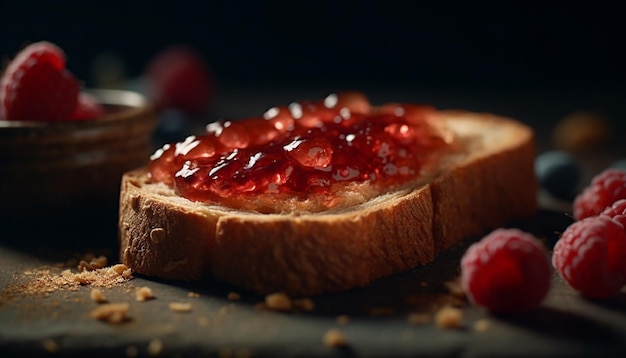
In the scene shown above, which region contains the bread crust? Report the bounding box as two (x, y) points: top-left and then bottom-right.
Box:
(119, 110), (537, 295)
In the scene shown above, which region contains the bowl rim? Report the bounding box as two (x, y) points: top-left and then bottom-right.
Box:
(0, 89), (152, 128)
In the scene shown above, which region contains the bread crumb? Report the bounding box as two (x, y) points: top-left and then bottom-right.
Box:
(323, 329), (348, 347)
(197, 316), (209, 327)
(434, 305), (463, 329)
(122, 268), (133, 279)
(264, 292), (292, 311)
(90, 288), (107, 303)
(135, 286), (155, 302)
(444, 277), (465, 298)
(147, 339), (164, 356)
(111, 264), (130, 275)
(407, 312), (431, 325)
(78, 255), (108, 272)
(336, 315), (350, 325)
(169, 302), (192, 313)
(91, 302), (130, 324)
(42, 338), (60, 353)
(473, 318), (491, 332)
(4, 263), (133, 299)
(73, 264), (132, 286)
(188, 291), (200, 298)
(125, 345), (139, 357)
(227, 291), (241, 301)
(293, 298), (315, 312)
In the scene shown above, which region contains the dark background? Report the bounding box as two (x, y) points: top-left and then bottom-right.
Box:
(2, 1), (625, 92)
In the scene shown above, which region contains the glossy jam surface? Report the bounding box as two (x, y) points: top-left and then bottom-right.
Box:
(149, 92), (452, 208)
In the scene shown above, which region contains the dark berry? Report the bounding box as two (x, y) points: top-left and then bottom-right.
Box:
(535, 150), (581, 200)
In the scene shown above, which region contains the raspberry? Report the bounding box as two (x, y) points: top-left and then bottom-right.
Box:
(145, 46), (213, 116)
(573, 169), (626, 220)
(0, 41), (79, 121)
(601, 199), (626, 228)
(70, 92), (104, 120)
(552, 215), (626, 298)
(460, 228), (551, 313)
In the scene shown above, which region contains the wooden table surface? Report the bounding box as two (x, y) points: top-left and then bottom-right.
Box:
(2, 85), (626, 357)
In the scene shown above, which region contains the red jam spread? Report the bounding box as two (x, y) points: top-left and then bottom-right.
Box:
(149, 92), (452, 208)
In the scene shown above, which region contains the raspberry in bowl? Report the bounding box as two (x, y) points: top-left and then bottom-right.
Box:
(0, 42), (158, 239)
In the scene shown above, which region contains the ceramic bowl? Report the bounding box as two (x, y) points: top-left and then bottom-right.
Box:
(0, 89), (158, 239)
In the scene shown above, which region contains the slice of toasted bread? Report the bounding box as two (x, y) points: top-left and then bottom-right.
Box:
(118, 110), (536, 296)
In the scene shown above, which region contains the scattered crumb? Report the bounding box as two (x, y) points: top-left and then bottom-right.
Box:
(90, 288), (107, 303)
(434, 305), (463, 329)
(473, 318), (491, 332)
(3, 263), (133, 299)
(420, 281), (428, 287)
(188, 291), (200, 298)
(293, 298), (315, 312)
(336, 315), (350, 325)
(197, 316), (209, 327)
(90, 302), (130, 324)
(42, 338), (60, 353)
(255, 293), (313, 313)
(109, 264), (133, 279)
(78, 255), (108, 272)
(407, 312), (431, 325)
(227, 291), (241, 301)
(125, 345), (139, 358)
(147, 339), (164, 356)
(444, 277), (465, 298)
(169, 302), (192, 313)
(323, 329), (349, 348)
(135, 286), (155, 302)
(72, 264), (133, 286)
(264, 292), (292, 311)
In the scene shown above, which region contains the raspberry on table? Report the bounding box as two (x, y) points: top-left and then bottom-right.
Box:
(461, 228), (552, 313)
(573, 169), (626, 220)
(552, 215), (626, 299)
(601, 199), (626, 229)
